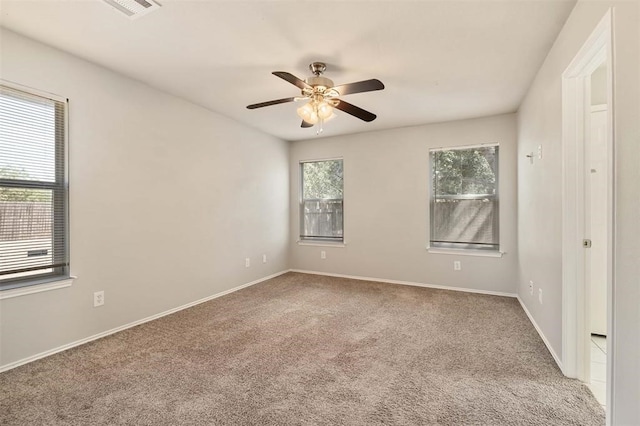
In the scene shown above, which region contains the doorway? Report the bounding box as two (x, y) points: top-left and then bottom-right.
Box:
(561, 8), (614, 423)
(586, 62), (608, 408)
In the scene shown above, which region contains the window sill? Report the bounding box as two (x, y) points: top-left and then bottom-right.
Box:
(426, 247), (504, 258)
(297, 240), (346, 248)
(0, 276), (76, 300)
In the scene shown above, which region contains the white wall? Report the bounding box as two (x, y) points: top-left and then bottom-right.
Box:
(290, 114), (518, 295)
(0, 29), (290, 369)
(517, 1), (639, 423)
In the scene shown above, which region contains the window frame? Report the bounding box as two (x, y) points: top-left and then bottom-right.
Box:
(429, 143), (500, 253)
(299, 158), (344, 243)
(0, 81), (70, 291)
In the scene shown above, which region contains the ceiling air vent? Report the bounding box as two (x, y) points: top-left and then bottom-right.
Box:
(103, 0), (160, 20)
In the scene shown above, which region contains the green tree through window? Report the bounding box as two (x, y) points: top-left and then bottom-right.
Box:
(302, 160), (343, 200)
(432, 147), (497, 196)
(0, 167), (50, 202)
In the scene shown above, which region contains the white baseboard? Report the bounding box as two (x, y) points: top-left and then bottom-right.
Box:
(517, 296), (564, 373)
(290, 269), (517, 298)
(0, 270), (289, 373)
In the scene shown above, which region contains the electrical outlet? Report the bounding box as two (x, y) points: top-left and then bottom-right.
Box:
(245, 258), (250, 267)
(538, 288), (543, 304)
(321, 250), (326, 259)
(262, 254), (267, 263)
(453, 261), (461, 271)
(537, 144), (543, 159)
(93, 291), (104, 307)
(529, 280), (534, 295)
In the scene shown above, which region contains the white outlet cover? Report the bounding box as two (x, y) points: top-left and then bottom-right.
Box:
(321, 251), (326, 259)
(538, 288), (543, 304)
(537, 144), (543, 159)
(93, 291), (104, 307)
(245, 258), (250, 267)
(262, 254), (267, 263)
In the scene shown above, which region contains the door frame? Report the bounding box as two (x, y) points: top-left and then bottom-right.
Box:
(561, 7), (614, 422)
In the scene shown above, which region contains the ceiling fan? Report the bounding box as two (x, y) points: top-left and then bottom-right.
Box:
(247, 62), (384, 132)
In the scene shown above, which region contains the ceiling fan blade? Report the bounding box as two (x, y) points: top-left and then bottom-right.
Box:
(273, 71), (311, 90)
(334, 100), (377, 122)
(332, 79), (384, 96)
(246, 97), (296, 109)
(301, 120), (314, 128)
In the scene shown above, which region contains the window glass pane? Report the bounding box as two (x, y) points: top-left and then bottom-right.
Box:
(302, 199), (344, 239)
(431, 198), (498, 246)
(0, 91), (57, 183)
(431, 146), (498, 249)
(301, 160), (343, 240)
(302, 160), (343, 199)
(0, 189), (54, 280)
(433, 147), (497, 196)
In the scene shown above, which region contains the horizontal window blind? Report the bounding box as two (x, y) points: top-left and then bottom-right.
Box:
(0, 85), (68, 286)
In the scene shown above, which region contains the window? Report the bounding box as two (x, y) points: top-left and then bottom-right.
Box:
(0, 84), (68, 289)
(300, 159), (343, 242)
(430, 144), (498, 251)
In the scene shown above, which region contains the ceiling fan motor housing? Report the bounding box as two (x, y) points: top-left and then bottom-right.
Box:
(305, 76), (334, 92)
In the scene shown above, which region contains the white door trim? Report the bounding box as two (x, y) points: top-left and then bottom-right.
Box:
(561, 8), (614, 423)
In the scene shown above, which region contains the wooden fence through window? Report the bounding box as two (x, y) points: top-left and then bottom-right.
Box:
(0, 202), (52, 240)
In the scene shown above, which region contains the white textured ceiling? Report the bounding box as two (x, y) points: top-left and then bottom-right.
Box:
(0, 0), (576, 141)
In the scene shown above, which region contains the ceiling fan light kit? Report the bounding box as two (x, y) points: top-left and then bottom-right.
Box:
(247, 62), (384, 134)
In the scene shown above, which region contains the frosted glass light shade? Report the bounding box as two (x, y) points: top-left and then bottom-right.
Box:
(297, 102), (318, 124)
(316, 101), (334, 120)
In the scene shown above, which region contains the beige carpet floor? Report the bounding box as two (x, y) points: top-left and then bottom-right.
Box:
(0, 272), (604, 425)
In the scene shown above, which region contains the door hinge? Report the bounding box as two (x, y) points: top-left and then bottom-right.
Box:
(583, 239), (592, 248)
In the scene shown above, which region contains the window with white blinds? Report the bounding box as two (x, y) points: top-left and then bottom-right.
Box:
(300, 159), (344, 241)
(0, 84), (68, 289)
(430, 144), (499, 251)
